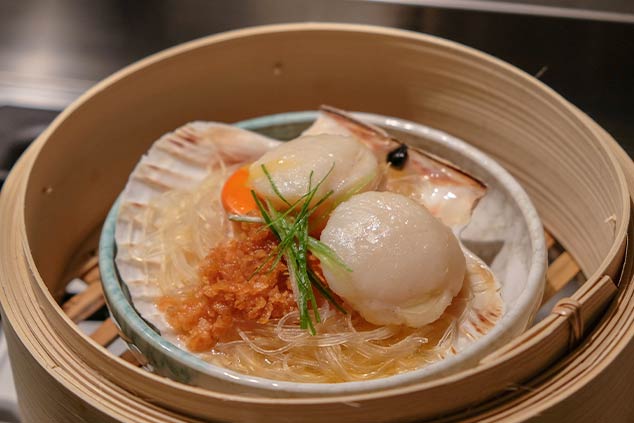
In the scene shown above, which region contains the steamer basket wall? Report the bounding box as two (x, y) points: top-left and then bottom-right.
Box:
(0, 24), (631, 423)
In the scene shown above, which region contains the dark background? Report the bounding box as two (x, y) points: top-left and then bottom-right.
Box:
(1, 0), (633, 185)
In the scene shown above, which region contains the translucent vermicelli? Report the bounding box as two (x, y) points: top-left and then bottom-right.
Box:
(204, 286), (475, 382)
(133, 161), (233, 295)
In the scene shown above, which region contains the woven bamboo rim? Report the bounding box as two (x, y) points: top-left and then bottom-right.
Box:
(0, 24), (632, 422)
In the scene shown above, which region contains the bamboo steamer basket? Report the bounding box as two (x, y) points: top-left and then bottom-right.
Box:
(0, 23), (632, 422)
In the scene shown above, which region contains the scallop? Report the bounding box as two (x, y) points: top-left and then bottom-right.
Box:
(248, 133), (379, 210)
(320, 191), (466, 327)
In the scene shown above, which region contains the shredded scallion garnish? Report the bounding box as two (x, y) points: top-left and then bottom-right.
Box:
(248, 164), (349, 334)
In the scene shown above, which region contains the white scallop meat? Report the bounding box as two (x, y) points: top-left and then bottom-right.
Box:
(248, 133), (379, 210)
(320, 191), (466, 327)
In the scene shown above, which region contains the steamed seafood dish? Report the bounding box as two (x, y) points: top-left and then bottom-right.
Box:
(115, 106), (504, 383)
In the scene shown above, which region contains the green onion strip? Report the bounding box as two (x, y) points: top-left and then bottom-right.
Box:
(248, 164), (349, 334)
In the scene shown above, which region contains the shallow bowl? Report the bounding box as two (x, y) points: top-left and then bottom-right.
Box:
(99, 110), (546, 397)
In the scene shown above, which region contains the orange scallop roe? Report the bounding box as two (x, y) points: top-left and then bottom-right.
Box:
(157, 223), (297, 352)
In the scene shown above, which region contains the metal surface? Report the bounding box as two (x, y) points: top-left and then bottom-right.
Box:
(0, 106), (57, 187)
(369, 0), (634, 23)
(1, 0), (632, 155)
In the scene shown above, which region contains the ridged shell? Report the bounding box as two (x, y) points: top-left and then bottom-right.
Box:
(114, 122), (280, 335)
(305, 106), (487, 228)
(452, 249), (504, 354)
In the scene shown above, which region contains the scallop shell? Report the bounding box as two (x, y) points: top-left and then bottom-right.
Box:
(113, 109), (503, 370)
(451, 249), (504, 354)
(304, 106), (487, 228)
(114, 121), (281, 335)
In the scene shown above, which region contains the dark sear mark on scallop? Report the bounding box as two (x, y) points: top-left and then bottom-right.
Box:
(387, 143), (408, 169)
